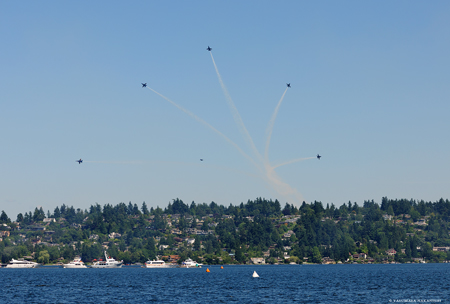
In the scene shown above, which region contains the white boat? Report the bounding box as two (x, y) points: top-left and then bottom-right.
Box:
(252, 271), (259, 278)
(181, 258), (202, 268)
(91, 251), (123, 268)
(63, 257), (87, 268)
(144, 259), (177, 268)
(6, 258), (40, 268)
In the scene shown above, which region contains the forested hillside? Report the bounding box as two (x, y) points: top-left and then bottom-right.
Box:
(1, 197), (450, 265)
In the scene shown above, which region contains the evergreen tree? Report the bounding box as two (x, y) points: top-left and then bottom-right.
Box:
(0, 210), (10, 223)
(405, 238), (412, 258)
(33, 207), (45, 222)
(141, 202), (149, 215)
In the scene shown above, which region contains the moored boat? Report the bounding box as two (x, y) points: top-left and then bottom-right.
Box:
(5, 258), (40, 268)
(180, 258), (202, 268)
(63, 257), (87, 268)
(91, 251), (123, 268)
(144, 259), (177, 268)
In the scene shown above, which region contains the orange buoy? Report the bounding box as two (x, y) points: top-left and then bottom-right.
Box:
(220, 266), (223, 269)
(206, 268), (210, 272)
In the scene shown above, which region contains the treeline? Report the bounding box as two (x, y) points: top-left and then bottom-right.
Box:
(1, 197), (450, 264)
(3, 197), (450, 226)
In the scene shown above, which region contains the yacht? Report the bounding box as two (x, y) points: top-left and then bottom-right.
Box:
(63, 257), (87, 268)
(6, 259), (40, 268)
(181, 258), (202, 268)
(144, 259), (177, 268)
(91, 251), (123, 268)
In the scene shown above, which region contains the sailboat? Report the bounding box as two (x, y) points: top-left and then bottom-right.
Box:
(252, 271), (259, 278)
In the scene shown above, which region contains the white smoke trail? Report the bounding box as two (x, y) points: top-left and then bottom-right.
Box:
(147, 87), (260, 170)
(210, 52), (263, 164)
(264, 163), (305, 203)
(209, 53), (309, 206)
(272, 157), (316, 170)
(264, 88), (288, 163)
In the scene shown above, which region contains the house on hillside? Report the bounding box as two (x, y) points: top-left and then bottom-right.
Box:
(414, 219), (427, 226)
(386, 249), (397, 256)
(353, 253), (367, 260)
(322, 257), (335, 264)
(109, 232), (121, 239)
(0, 231), (10, 237)
(250, 257), (265, 264)
(29, 225), (46, 231)
(433, 247), (450, 252)
(283, 230), (294, 239)
(383, 214), (393, 221)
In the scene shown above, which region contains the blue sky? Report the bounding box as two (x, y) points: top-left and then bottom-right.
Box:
(1, 1), (450, 219)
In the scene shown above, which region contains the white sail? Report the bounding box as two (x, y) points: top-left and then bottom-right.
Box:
(252, 271), (259, 278)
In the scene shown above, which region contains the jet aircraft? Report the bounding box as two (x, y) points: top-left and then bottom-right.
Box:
(141, 83), (147, 88)
(287, 83), (291, 88)
(76, 159), (83, 164)
(200, 159), (203, 161)
(206, 46), (212, 51)
(317, 154), (321, 160)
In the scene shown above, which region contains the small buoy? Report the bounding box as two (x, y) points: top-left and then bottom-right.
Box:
(206, 268), (210, 272)
(221, 266), (224, 269)
(252, 271), (259, 278)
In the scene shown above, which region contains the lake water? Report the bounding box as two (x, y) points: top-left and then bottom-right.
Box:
(1, 264), (449, 303)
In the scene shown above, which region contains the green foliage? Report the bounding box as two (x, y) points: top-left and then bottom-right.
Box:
(37, 250), (50, 264)
(1, 210), (11, 223)
(2, 197), (450, 265)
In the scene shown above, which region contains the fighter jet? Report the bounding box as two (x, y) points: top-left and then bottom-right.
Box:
(141, 83), (147, 88)
(76, 159), (83, 164)
(206, 46), (212, 51)
(317, 154), (321, 160)
(287, 83), (291, 88)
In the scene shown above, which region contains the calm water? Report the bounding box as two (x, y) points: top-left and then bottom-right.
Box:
(1, 264), (449, 303)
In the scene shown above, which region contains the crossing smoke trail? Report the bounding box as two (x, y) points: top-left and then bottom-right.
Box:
(265, 87), (288, 163)
(145, 51), (316, 205)
(210, 52), (263, 165)
(209, 52), (308, 204)
(265, 165), (305, 203)
(147, 87), (260, 170)
(272, 157), (316, 169)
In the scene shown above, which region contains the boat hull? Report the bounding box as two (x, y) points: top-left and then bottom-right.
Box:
(91, 251), (123, 268)
(63, 264), (87, 268)
(145, 264), (177, 268)
(5, 264), (39, 268)
(144, 259), (178, 268)
(90, 263), (122, 268)
(5, 259), (40, 268)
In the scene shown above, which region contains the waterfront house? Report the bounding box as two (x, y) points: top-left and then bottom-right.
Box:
(250, 257), (265, 264)
(322, 257), (335, 264)
(353, 253), (367, 260)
